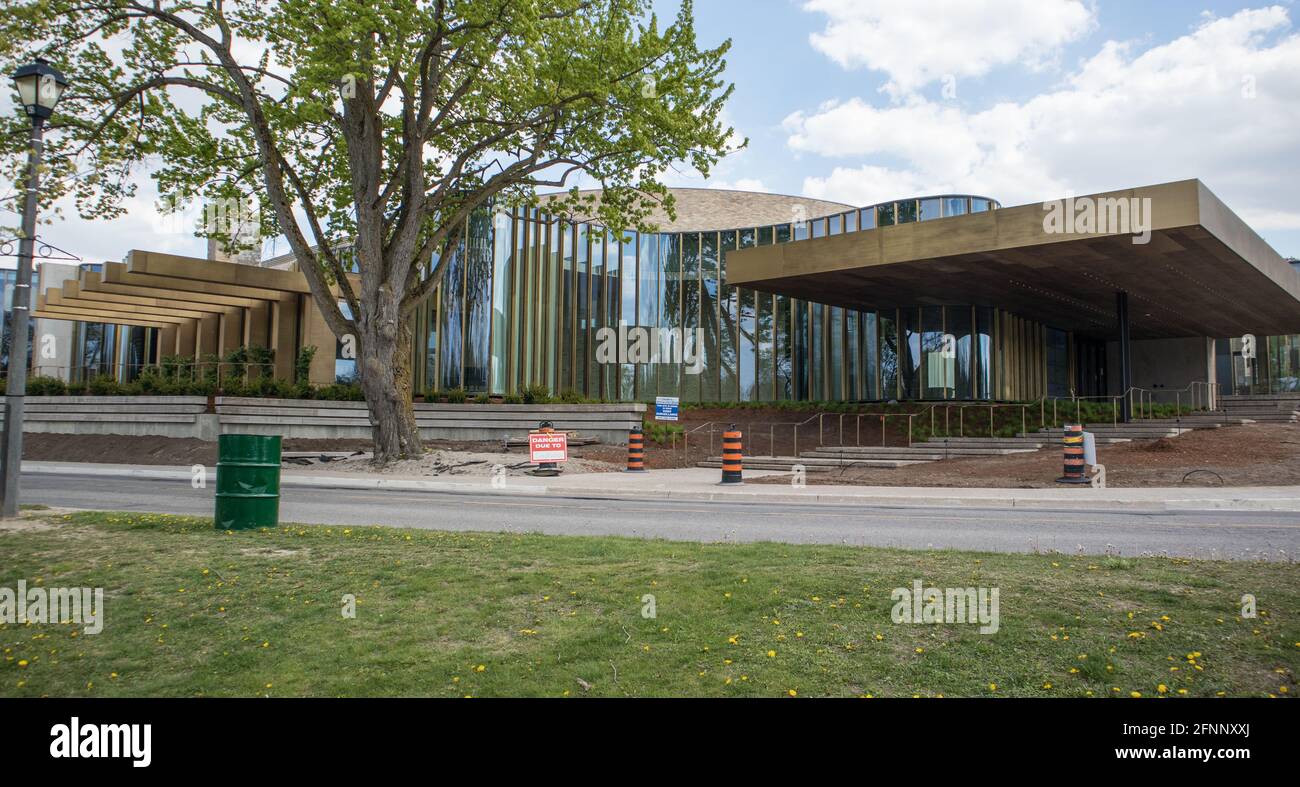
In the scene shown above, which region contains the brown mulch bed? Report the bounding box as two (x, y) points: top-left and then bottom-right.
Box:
(22, 433), (373, 466)
(747, 422), (1300, 488)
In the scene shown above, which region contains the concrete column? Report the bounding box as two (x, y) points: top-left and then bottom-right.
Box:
(300, 294), (337, 385)
(218, 308), (243, 356)
(243, 301), (270, 350)
(270, 299), (297, 380)
(175, 319), (197, 360)
(197, 314), (219, 357)
(1117, 291), (1132, 422)
(158, 325), (177, 362)
(1205, 337), (1217, 411)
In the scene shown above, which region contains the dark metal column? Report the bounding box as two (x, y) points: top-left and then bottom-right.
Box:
(1117, 291), (1132, 423)
(0, 117), (44, 517)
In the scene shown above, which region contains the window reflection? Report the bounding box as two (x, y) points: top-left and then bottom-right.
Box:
(919, 198), (941, 222)
(897, 200), (918, 224)
(873, 202), (894, 227)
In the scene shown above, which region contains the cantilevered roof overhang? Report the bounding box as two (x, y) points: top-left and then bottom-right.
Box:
(726, 179), (1300, 340)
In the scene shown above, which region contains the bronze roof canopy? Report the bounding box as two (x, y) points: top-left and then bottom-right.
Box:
(725, 179), (1300, 341)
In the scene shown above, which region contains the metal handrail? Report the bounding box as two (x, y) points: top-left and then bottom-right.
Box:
(925, 401), (1039, 439)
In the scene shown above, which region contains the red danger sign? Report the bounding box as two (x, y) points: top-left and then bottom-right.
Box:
(529, 432), (568, 463)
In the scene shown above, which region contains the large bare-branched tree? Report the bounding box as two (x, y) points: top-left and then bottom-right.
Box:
(0, 0), (736, 463)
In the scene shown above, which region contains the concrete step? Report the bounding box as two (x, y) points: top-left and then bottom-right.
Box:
(1221, 394), (1300, 402)
(1024, 430), (1184, 439)
(924, 435), (1132, 447)
(924, 437), (1050, 448)
(698, 456), (924, 470)
(1225, 415), (1298, 423)
(809, 445), (1039, 457)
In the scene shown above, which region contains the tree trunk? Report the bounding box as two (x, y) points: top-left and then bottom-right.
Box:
(359, 309), (422, 465)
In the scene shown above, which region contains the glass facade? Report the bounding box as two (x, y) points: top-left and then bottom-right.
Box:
(405, 193), (1147, 404)
(1219, 334), (1300, 395)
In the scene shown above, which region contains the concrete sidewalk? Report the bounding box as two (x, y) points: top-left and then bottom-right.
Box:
(21, 461), (1300, 513)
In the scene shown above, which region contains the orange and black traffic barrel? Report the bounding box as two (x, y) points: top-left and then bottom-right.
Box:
(720, 424), (743, 485)
(626, 428), (646, 472)
(1056, 424), (1088, 484)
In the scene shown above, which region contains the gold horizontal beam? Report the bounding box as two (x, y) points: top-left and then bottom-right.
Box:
(65, 279), (230, 315)
(102, 261), (286, 301)
(33, 309), (169, 329)
(46, 289), (211, 321)
(36, 299), (191, 326)
(125, 249), (360, 296)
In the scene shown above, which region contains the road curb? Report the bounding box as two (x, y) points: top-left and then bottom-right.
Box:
(22, 462), (1300, 512)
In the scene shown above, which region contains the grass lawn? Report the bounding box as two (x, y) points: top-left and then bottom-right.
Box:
(1, 510), (1296, 698)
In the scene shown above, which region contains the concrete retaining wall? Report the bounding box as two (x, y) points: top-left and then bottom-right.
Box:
(0, 396), (646, 444)
(0, 396), (216, 439)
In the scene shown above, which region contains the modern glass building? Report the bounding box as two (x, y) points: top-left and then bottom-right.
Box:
(407, 189), (1057, 402)
(26, 182), (1300, 405)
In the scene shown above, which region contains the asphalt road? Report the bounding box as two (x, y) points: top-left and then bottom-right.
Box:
(19, 472), (1300, 560)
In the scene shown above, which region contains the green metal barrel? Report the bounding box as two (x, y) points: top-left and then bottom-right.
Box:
(214, 434), (282, 530)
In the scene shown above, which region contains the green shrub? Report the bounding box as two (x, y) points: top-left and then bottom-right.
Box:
(86, 374), (121, 396)
(247, 345), (275, 379)
(502, 393), (523, 404)
(643, 421), (684, 446)
(26, 375), (67, 396)
(558, 389), (591, 404)
(471, 393), (491, 404)
(295, 346), (317, 383)
(313, 382), (365, 401)
(444, 387), (468, 404)
(185, 379), (217, 397)
(134, 369), (187, 396)
(520, 383), (551, 404)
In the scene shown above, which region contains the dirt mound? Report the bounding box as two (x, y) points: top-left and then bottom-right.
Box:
(1142, 438), (1178, 452)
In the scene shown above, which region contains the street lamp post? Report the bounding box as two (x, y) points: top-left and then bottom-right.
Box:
(1, 58), (68, 518)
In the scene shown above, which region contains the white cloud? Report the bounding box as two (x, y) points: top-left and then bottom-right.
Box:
(788, 7), (1300, 232)
(803, 0), (1096, 97)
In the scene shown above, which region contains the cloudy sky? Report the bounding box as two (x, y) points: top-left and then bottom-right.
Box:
(5, 0), (1299, 263)
(662, 0), (1300, 257)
